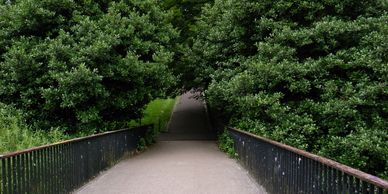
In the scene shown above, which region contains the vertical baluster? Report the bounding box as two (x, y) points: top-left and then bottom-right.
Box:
(46, 148), (50, 194)
(376, 187), (382, 194)
(369, 184), (375, 194)
(349, 175), (355, 194)
(281, 150), (285, 194)
(308, 158), (312, 194)
(355, 178), (360, 194)
(0, 159), (2, 194)
(300, 156), (305, 193)
(306, 158), (312, 194)
(13, 156), (18, 194)
(333, 168), (339, 193)
(72, 142), (77, 189)
(310, 160), (315, 194)
(27, 152), (32, 193)
(57, 145), (62, 194)
(68, 143), (72, 193)
(62, 144), (67, 193)
(40, 149), (47, 193)
(343, 174), (349, 193)
(68, 143), (72, 191)
(59, 145), (63, 194)
(362, 181), (368, 194)
(1, 158), (6, 194)
(33, 151), (38, 194)
(292, 152), (297, 194)
(338, 170), (343, 194)
(90, 140), (94, 178)
(48, 147), (52, 194)
(53, 146), (57, 194)
(29, 152), (34, 194)
(314, 161), (320, 194)
(20, 154), (26, 194)
(327, 165), (331, 193)
(291, 151), (295, 194)
(16, 155), (20, 194)
(7, 157), (12, 194)
(81, 141), (85, 186)
(73, 142), (78, 189)
(283, 150), (288, 194)
(318, 163), (323, 194)
(47, 147), (52, 194)
(70, 143), (74, 190)
(284, 150), (288, 194)
(43, 148), (47, 194)
(79, 142), (83, 187)
(37, 150), (42, 194)
(54, 145), (59, 194)
(72, 143), (77, 188)
(61, 144), (66, 194)
(306, 157), (311, 194)
(41, 149), (46, 194)
(295, 154), (299, 193)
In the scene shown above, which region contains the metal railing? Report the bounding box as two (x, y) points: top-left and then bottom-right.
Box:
(0, 125), (150, 194)
(228, 127), (388, 194)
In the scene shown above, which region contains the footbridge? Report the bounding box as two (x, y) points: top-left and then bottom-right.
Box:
(0, 92), (387, 194)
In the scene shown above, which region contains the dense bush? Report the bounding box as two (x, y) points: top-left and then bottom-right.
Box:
(0, 0), (178, 132)
(191, 0), (388, 178)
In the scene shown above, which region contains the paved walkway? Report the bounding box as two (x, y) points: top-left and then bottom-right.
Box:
(75, 92), (267, 194)
(158, 92), (216, 141)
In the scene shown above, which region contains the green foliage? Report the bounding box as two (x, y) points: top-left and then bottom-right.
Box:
(137, 137), (147, 152)
(218, 130), (237, 158)
(157, 0), (214, 89)
(192, 0), (388, 178)
(0, 103), (68, 154)
(130, 97), (178, 148)
(0, 0), (179, 132)
(130, 97), (178, 132)
(162, 0), (213, 42)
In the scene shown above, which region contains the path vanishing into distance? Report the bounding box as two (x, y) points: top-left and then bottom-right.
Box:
(75, 92), (267, 194)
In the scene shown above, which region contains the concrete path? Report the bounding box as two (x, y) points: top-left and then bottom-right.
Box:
(158, 92), (216, 141)
(75, 92), (267, 194)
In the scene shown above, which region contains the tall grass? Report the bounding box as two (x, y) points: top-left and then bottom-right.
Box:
(0, 103), (68, 154)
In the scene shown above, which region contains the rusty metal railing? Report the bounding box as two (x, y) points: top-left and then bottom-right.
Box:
(0, 125), (151, 194)
(228, 127), (388, 194)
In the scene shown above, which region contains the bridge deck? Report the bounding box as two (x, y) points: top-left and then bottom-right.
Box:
(75, 92), (267, 194)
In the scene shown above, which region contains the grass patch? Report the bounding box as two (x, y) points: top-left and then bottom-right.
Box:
(0, 103), (68, 154)
(129, 97), (178, 133)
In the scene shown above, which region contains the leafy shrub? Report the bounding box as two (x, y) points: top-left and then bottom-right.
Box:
(192, 0), (388, 178)
(218, 130), (237, 158)
(0, 0), (179, 132)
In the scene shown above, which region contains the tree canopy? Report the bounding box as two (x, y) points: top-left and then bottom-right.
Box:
(189, 0), (387, 178)
(0, 0), (178, 132)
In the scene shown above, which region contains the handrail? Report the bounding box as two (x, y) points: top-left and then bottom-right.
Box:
(0, 125), (151, 194)
(229, 127), (388, 189)
(228, 127), (388, 193)
(0, 128), (135, 159)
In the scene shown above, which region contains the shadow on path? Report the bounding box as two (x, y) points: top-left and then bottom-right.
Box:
(158, 91), (216, 141)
